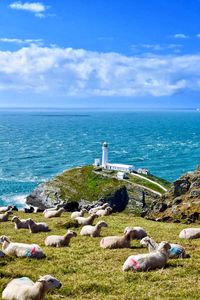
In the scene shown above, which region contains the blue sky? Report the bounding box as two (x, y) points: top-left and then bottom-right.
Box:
(0, 0), (200, 108)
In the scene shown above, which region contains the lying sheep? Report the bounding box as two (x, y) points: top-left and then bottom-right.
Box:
(45, 230), (77, 247)
(0, 235), (45, 259)
(75, 214), (98, 226)
(27, 219), (49, 233)
(122, 241), (171, 272)
(43, 204), (62, 214)
(71, 209), (87, 220)
(2, 274), (61, 300)
(140, 236), (187, 258)
(44, 208), (65, 218)
(100, 228), (137, 249)
(80, 221), (108, 237)
(12, 216), (29, 230)
(96, 207), (112, 217)
(89, 203), (109, 214)
(0, 205), (13, 213)
(179, 228), (200, 239)
(124, 226), (147, 240)
(0, 211), (12, 222)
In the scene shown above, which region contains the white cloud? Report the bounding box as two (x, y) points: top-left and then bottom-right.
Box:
(0, 38), (43, 45)
(9, 1), (49, 17)
(197, 34), (200, 38)
(173, 33), (188, 39)
(0, 45), (200, 97)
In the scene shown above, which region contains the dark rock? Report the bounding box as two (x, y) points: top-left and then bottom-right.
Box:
(11, 206), (18, 211)
(173, 179), (191, 197)
(24, 206), (34, 213)
(63, 201), (79, 212)
(189, 189), (200, 197)
(173, 197), (182, 205)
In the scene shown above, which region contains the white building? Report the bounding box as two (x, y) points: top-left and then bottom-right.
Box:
(117, 171), (128, 179)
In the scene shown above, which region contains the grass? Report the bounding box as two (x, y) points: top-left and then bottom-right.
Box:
(0, 212), (200, 299)
(142, 173), (171, 190)
(128, 174), (167, 194)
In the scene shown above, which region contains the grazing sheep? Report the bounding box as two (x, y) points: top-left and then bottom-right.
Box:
(45, 230), (77, 247)
(0, 235), (45, 259)
(140, 236), (187, 258)
(75, 214), (98, 226)
(124, 226), (147, 240)
(179, 228), (200, 239)
(89, 203), (109, 214)
(12, 216), (29, 230)
(100, 228), (137, 249)
(27, 219), (49, 233)
(0, 205), (13, 213)
(0, 211), (13, 222)
(71, 209), (87, 220)
(96, 207), (112, 217)
(122, 241), (171, 272)
(2, 274), (61, 300)
(43, 204), (62, 214)
(44, 208), (65, 218)
(80, 221), (108, 237)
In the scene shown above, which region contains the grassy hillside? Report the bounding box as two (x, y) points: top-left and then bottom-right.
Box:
(0, 212), (200, 299)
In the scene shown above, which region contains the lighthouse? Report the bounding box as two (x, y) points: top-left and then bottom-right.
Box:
(102, 142), (108, 168)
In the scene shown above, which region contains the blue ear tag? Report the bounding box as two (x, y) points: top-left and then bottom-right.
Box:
(170, 246), (182, 255)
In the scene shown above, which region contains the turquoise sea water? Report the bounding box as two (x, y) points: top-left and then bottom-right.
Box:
(0, 109), (200, 207)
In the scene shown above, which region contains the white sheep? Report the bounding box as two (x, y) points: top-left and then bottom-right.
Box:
(89, 203), (109, 214)
(100, 228), (137, 249)
(43, 204), (62, 214)
(45, 230), (77, 247)
(0, 211), (13, 222)
(0, 205), (13, 213)
(140, 236), (187, 258)
(44, 207), (65, 218)
(27, 219), (49, 233)
(122, 241), (171, 272)
(71, 209), (87, 220)
(179, 228), (200, 239)
(0, 235), (45, 259)
(75, 214), (98, 226)
(12, 216), (29, 230)
(80, 221), (108, 237)
(124, 226), (147, 240)
(96, 207), (112, 217)
(2, 274), (61, 300)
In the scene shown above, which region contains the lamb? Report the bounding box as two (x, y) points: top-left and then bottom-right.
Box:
(45, 230), (77, 247)
(27, 219), (49, 233)
(0, 211), (13, 222)
(0, 235), (45, 259)
(71, 209), (87, 220)
(12, 216), (29, 230)
(96, 207), (112, 217)
(0, 205), (13, 213)
(44, 207), (65, 218)
(89, 203), (109, 214)
(124, 226), (147, 240)
(140, 236), (187, 258)
(179, 228), (200, 239)
(100, 228), (137, 249)
(2, 274), (61, 300)
(122, 241), (171, 272)
(75, 214), (98, 226)
(80, 221), (108, 237)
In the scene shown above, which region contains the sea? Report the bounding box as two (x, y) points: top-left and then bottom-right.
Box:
(0, 109), (200, 207)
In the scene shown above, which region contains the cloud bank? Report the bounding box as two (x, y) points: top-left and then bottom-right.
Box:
(0, 45), (200, 97)
(9, 1), (49, 17)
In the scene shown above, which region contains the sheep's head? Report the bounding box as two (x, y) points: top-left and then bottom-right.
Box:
(0, 235), (10, 243)
(97, 221), (108, 228)
(67, 230), (77, 238)
(6, 210), (13, 215)
(8, 205), (13, 210)
(106, 207), (112, 213)
(11, 216), (19, 222)
(102, 203), (109, 209)
(140, 236), (151, 247)
(158, 241), (171, 254)
(37, 275), (61, 290)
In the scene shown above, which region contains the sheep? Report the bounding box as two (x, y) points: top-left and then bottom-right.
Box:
(0, 235), (45, 259)
(71, 209), (87, 220)
(43, 204), (62, 214)
(12, 216), (29, 230)
(0, 250), (5, 258)
(45, 230), (77, 247)
(122, 241), (171, 272)
(27, 219), (49, 233)
(2, 274), (61, 300)
(0, 211), (13, 222)
(124, 226), (147, 240)
(140, 236), (187, 258)
(80, 221), (108, 237)
(100, 228), (138, 249)
(96, 207), (112, 217)
(179, 228), (200, 239)
(44, 207), (65, 218)
(0, 205), (13, 213)
(75, 214), (98, 226)
(89, 203), (109, 214)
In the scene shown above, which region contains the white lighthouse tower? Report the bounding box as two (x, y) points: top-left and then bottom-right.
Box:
(102, 142), (108, 168)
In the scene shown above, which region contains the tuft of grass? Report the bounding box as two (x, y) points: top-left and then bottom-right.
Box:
(0, 212), (200, 299)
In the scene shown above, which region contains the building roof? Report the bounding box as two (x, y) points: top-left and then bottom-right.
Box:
(107, 163), (134, 168)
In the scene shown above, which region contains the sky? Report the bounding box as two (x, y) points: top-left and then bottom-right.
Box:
(0, 0), (200, 108)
